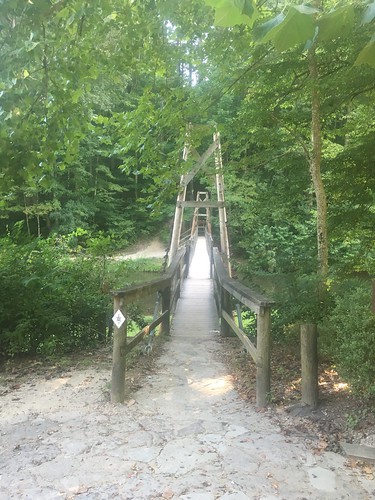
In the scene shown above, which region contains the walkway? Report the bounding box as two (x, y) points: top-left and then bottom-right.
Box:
(0, 239), (372, 499)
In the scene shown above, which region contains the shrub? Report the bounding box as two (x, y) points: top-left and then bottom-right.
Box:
(319, 279), (375, 397)
(0, 237), (109, 356)
(0, 235), (165, 357)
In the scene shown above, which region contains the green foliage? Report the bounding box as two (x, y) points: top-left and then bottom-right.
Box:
(344, 409), (370, 430)
(355, 35), (375, 68)
(260, 7), (316, 52)
(0, 235), (164, 357)
(0, 237), (109, 356)
(204, 0), (259, 27)
(277, 273), (330, 324)
(319, 279), (375, 397)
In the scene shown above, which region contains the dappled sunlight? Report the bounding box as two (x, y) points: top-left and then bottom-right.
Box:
(44, 374), (94, 394)
(319, 369), (351, 393)
(189, 375), (233, 396)
(44, 377), (72, 392)
(284, 377), (302, 399)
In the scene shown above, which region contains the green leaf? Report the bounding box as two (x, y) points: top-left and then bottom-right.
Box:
(294, 5), (320, 15)
(25, 40), (40, 52)
(242, 0), (255, 18)
(317, 5), (355, 41)
(256, 12), (285, 40)
(362, 1), (375, 24)
(354, 36), (375, 68)
(71, 88), (83, 104)
(104, 12), (118, 23)
(204, 0), (258, 27)
(260, 7), (315, 52)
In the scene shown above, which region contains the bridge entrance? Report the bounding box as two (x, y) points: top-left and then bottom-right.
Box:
(111, 127), (274, 409)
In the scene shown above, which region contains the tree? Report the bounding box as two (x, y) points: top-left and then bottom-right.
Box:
(202, 0), (375, 280)
(0, 0), (200, 238)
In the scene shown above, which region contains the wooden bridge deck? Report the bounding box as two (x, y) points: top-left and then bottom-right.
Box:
(172, 237), (219, 340)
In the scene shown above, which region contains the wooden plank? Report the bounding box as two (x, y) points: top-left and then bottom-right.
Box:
(222, 278), (274, 314)
(124, 327), (149, 353)
(213, 248), (229, 285)
(124, 311), (169, 353)
(222, 310), (257, 362)
(171, 278), (181, 311)
(169, 184), (187, 265)
(112, 276), (170, 301)
(111, 247), (185, 302)
(177, 201), (225, 208)
(160, 289), (171, 335)
(213, 249), (274, 312)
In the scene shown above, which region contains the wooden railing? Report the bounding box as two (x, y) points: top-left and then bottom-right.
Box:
(110, 245), (191, 403)
(206, 234), (275, 407)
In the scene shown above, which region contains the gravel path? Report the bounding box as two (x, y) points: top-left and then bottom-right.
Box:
(0, 239), (373, 499)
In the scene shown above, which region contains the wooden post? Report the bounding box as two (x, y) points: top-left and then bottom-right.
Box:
(184, 244), (190, 278)
(214, 131), (232, 278)
(256, 306), (271, 407)
(301, 323), (318, 409)
(111, 295), (127, 403)
(220, 287), (233, 336)
(168, 185), (187, 266)
(209, 243), (213, 279)
(160, 286), (171, 335)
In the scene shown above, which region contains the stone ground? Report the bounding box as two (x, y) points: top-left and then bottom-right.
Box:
(0, 239), (374, 499)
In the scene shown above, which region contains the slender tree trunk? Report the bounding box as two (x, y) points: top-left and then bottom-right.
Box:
(308, 45), (328, 279)
(24, 196), (31, 237)
(37, 214), (41, 238)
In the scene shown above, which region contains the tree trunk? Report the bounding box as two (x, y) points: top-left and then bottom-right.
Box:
(308, 45), (328, 279)
(24, 196), (31, 237)
(301, 323), (318, 408)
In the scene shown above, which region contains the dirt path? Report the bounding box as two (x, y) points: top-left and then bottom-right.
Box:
(0, 240), (373, 499)
(0, 332), (372, 499)
(114, 238), (166, 261)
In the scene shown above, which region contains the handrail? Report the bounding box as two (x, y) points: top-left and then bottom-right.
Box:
(110, 245), (190, 403)
(211, 246), (274, 408)
(213, 249), (274, 313)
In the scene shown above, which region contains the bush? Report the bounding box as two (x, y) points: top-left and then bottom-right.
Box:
(319, 279), (375, 397)
(0, 235), (165, 357)
(0, 237), (109, 356)
(240, 272), (331, 342)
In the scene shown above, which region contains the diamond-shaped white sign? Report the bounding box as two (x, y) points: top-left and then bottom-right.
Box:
(112, 309), (126, 328)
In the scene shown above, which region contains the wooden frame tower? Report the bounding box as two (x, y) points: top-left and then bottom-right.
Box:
(168, 129), (231, 276)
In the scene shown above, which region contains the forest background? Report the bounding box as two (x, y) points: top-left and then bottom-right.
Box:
(0, 0), (374, 399)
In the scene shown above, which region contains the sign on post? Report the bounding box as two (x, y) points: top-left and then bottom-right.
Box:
(112, 309), (126, 329)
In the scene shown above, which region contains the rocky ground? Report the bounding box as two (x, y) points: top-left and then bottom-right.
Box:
(0, 327), (374, 499)
(220, 337), (375, 458)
